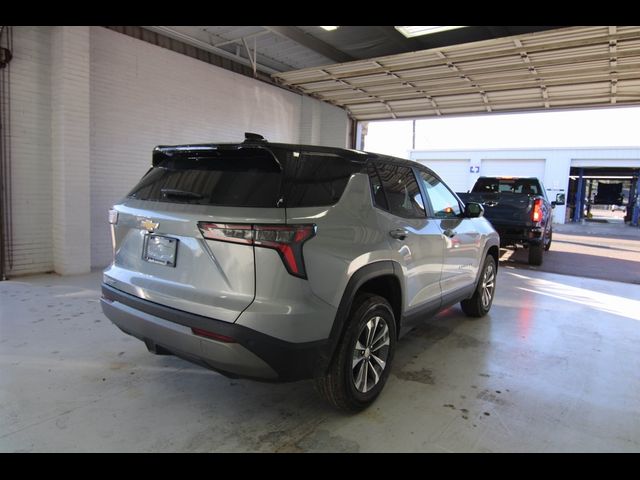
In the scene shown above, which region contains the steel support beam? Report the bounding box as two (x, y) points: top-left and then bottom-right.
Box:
(143, 26), (280, 75)
(573, 168), (585, 223)
(631, 170), (640, 227)
(264, 26), (355, 63)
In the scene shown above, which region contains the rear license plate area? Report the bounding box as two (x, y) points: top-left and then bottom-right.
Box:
(143, 234), (178, 267)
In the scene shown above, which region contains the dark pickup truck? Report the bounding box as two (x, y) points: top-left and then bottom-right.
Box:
(458, 177), (565, 265)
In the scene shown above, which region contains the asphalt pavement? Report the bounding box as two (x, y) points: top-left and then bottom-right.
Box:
(499, 217), (640, 285)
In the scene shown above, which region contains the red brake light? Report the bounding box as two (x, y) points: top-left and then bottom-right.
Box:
(532, 198), (543, 223)
(254, 225), (315, 277)
(197, 222), (316, 278)
(191, 327), (236, 343)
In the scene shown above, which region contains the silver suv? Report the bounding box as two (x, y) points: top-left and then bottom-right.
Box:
(101, 133), (499, 411)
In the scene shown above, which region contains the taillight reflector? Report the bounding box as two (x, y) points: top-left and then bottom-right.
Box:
(197, 222), (315, 278)
(191, 327), (236, 343)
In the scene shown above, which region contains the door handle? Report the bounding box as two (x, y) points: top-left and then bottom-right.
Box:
(443, 229), (456, 238)
(389, 228), (409, 240)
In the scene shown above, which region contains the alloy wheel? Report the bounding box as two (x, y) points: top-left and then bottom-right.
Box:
(352, 316), (390, 393)
(481, 263), (496, 309)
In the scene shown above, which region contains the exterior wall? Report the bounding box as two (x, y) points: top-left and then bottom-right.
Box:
(299, 96), (349, 148)
(6, 26), (349, 276)
(410, 147), (640, 224)
(90, 27), (302, 268)
(51, 26), (91, 275)
(6, 27), (53, 276)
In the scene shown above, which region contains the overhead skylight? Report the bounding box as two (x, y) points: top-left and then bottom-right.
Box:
(395, 26), (466, 38)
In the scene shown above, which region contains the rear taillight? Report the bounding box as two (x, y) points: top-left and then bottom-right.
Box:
(197, 222), (316, 278)
(531, 198), (543, 223)
(197, 223), (253, 245)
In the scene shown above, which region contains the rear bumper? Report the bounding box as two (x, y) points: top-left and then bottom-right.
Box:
(493, 224), (545, 246)
(100, 284), (329, 382)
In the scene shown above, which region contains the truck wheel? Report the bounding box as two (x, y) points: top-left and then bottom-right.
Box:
(461, 255), (497, 318)
(315, 294), (396, 412)
(528, 243), (544, 265)
(544, 229), (552, 251)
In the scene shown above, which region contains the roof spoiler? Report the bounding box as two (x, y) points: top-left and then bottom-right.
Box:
(243, 132), (267, 143)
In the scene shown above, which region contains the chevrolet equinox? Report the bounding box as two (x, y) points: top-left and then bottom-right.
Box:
(101, 133), (500, 411)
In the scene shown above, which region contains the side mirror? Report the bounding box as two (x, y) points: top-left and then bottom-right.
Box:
(464, 202), (484, 218)
(552, 193), (566, 207)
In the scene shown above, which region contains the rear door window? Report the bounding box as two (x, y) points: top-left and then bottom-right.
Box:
(375, 162), (426, 218)
(127, 148), (283, 208)
(367, 162), (389, 210)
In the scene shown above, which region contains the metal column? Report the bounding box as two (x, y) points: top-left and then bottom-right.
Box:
(573, 168), (585, 223)
(631, 170), (640, 227)
(586, 179), (593, 217)
(0, 26), (12, 280)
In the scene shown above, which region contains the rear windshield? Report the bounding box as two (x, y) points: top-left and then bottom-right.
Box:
(128, 146), (363, 208)
(473, 178), (540, 195)
(127, 148), (283, 208)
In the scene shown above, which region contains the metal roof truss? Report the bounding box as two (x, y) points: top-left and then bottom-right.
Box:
(272, 26), (640, 120)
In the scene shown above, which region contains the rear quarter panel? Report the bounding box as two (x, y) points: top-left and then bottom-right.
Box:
(286, 173), (396, 309)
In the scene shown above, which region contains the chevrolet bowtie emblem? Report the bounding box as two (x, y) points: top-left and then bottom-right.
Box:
(140, 219), (159, 232)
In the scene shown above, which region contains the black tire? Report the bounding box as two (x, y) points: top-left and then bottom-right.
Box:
(461, 255), (497, 318)
(315, 294), (396, 412)
(544, 228), (552, 251)
(528, 243), (544, 265)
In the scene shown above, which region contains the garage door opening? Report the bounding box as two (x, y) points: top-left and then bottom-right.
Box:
(567, 167), (640, 225)
(359, 106), (640, 228)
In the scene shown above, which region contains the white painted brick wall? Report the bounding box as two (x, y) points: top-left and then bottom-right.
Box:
(300, 96), (322, 145)
(6, 26), (350, 274)
(6, 26), (53, 276)
(319, 101), (350, 148)
(299, 96), (349, 148)
(51, 26), (91, 275)
(89, 27), (311, 267)
(89, 27), (347, 267)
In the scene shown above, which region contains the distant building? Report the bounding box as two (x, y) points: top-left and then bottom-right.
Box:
(410, 147), (640, 225)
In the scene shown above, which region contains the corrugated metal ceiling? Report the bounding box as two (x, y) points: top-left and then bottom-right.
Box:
(272, 26), (640, 120)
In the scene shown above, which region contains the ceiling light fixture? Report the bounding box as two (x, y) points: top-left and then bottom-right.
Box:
(395, 26), (466, 38)
(320, 26), (339, 31)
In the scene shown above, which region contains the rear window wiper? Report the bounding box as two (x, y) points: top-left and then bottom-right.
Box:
(161, 188), (204, 200)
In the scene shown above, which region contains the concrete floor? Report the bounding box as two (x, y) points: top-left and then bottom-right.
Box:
(1, 267), (640, 452)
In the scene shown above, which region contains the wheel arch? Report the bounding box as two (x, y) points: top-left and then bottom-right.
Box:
(472, 240), (500, 287)
(315, 261), (403, 377)
(486, 244), (499, 270)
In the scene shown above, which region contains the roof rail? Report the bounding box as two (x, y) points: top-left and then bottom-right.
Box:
(244, 132), (267, 143)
